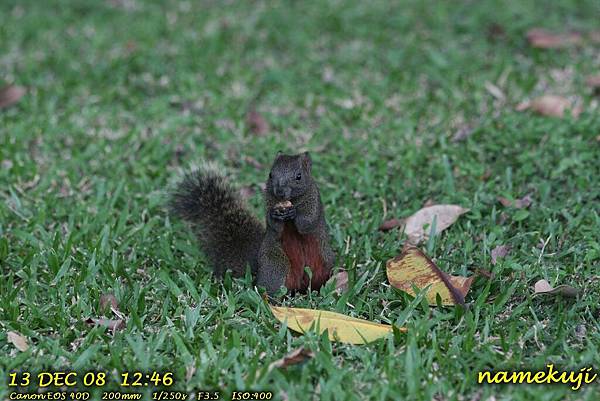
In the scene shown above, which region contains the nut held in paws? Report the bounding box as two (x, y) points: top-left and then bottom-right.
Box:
(274, 200), (293, 211)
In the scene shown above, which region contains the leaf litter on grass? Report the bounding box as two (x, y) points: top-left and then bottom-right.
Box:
(534, 279), (579, 298)
(386, 247), (473, 306)
(269, 305), (403, 344)
(516, 95), (582, 118)
(401, 204), (469, 245)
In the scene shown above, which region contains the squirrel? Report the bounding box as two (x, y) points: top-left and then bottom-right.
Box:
(168, 152), (335, 295)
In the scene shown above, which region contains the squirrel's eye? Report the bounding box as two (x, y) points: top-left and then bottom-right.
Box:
(295, 172), (302, 180)
(269, 172), (272, 179)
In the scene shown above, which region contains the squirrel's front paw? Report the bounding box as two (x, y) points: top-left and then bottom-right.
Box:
(271, 206), (296, 221)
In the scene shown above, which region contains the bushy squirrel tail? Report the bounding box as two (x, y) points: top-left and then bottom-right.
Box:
(168, 165), (264, 278)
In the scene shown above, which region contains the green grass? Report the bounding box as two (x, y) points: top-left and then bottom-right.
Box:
(1, 0), (599, 399)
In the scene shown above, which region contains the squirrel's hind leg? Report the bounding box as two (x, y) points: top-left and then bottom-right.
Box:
(256, 239), (289, 295)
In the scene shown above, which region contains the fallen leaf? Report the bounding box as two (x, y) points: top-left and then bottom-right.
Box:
(99, 293), (119, 312)
(0, 85), (26, 109)
(403, 205), (469, 245)
(574, 324), (586, 339)
(268, 347), (314, 371)
(386, 247), (473, 306)
(332, 270), (348, 294)
(533, 279), (579, 298)
(484, 81), (505, 100)
(379, 218), (404, 232)
(452, 125), (475, 142)
(497, 194), (532, 209)
(474, 268), (495, 279)
(7, 331), (29, 352)
(517, 95), (582, 118)
(244, 156), (263, 169)
(491, 245), (510, 265)
(526, 28), (582, 49)
(185, 365), (196, 381)
(246, 109), (269, 136)
(586, 75), (600, 93)
(270, 305), (403, 344)
(85, 318), (125, 332)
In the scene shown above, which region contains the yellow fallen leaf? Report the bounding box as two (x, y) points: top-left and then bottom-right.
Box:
(386, 247), (473, 306)
(270, 305), (404, 344)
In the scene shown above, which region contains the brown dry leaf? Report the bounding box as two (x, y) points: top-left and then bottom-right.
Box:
(516, 95), (582, 118)
(533, 279), (579, 298)
(7, 331), (29, 352)
(332, 270), (349, 294)
(85, 318), (125, 332)
(386, 247), (473, 306)
(474, 268), (495, 280)
(491, 245), (510, 265)
(403, 204), (469, 245)
(452, 125), (475, 142)
(497, 194), (532, 209)
(270, 305), (403, 344)
(379, 218), (405, 232)
(99, 293), (119, 312)
(246, 109), (269, 136)
(526, 28), (582, 49)
(586, 75), (600, 92)
(268, 347), (314, 371)
(0, 85), (26, 109)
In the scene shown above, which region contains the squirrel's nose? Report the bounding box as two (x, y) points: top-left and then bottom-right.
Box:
(274, 185), (290, 199)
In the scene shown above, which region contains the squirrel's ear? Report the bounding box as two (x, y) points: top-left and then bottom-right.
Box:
(301, 151), (312, 172)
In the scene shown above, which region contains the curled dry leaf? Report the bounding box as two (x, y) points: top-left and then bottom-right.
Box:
(99, 293), (119, 312)
(85, 318), (125, 332)
(526, 29), (582, 49)
(268, 347), (315, 372)
(270, 305), (403, 344)
(491, 245), (510, 265)
(403, 204), (469, 245)
(7, 331), (29, 352)
(379, 218), (405, 232)
(533, 279), (579, 298)
(246, 109), (269, 136)
(0, 85), (26, 109)
(497, 194), (532, 209)
(516, 95), (582, 118)
(386, 247), (473, 306)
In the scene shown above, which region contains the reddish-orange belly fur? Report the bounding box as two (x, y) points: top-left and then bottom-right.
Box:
(282, 222), (329, 292)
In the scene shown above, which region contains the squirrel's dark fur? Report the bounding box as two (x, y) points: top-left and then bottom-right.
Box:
(169, 152), (334, 295)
